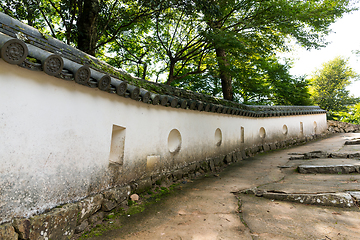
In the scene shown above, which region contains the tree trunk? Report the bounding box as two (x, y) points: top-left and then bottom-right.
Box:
(77, 0), (99, 56)
(215, 48), (233, 101)
(142, 63), (147, 80)
(166, 60), (176, 85)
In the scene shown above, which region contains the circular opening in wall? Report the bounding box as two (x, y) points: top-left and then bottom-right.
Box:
(168, 129), (182, 153)
(282, 125), (288, 135)
(259, 127), (266, 139)
(215, 128), (222, 146)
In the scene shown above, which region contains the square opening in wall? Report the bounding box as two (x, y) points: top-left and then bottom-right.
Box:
(109, 125), (126, 165)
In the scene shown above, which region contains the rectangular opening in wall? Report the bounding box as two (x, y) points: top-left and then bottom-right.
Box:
(241, 127), (245, 143)
(300, 122), (304, 135)
(109, 125), (126, 165)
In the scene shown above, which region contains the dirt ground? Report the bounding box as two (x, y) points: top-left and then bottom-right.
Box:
(84, 133), (360, 240)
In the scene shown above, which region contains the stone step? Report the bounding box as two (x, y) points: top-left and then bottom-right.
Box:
(288, 151), (360, 160)
(345, 138), (360, 145)
(298, 164), (360, 174)
(242, 188), (357, 208)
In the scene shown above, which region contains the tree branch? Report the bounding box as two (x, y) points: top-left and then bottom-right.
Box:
(93, 9), (159, 51)
(35, 0), (56, 37)
(48, 0), (72, 43)
(169, 10), (185, 51)
(155, 13), (172, 59)
(0, 1), (13, 17)
(97, 0), (119, 39)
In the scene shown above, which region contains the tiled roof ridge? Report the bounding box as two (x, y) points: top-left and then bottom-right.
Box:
(0, 12), (326, 117)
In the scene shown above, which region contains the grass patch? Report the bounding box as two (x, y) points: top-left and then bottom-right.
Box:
(127, 204), (146, 215)
(78, 182), (181, 239)
(77, 223), (122, 240)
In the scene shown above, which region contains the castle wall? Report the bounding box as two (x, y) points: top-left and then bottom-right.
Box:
(0, 60), (326, 224)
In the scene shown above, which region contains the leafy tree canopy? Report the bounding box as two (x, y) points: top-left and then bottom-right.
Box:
(0, 0), (357, 104)
(309, 56), (359, 116)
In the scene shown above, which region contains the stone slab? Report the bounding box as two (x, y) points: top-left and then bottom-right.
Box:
(29, 203), (79, 240)
(257, 172), (360, 194)
(102, 186), (131, 204)
(0, 223), (18, 240)
(298, 164), (360, 174)
(13, 218), (31, 239)
(284, 158), (360, 168)
(77, 194), (103, 224)
(293, 158), (360, 174)
(260, 192), (355, 208)
(345, 139), (360, 145)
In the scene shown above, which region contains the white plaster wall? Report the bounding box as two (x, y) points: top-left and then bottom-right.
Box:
(0, 60), (327, 223)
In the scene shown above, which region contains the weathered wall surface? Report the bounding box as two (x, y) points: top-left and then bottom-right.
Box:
(0, 60), (327, 226)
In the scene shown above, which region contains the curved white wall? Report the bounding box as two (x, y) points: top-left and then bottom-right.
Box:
(0, 60), (327, 223)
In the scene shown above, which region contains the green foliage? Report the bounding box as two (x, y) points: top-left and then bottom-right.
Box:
(194, 0), (355, 100)
(1, 0), (356, 102)
(261, 59), (312, 106)
(172, 54), (312, 105)
(332, 103), (360, 124)
(165, 0), (355, 101)
(309, 56), (359, 114)
(232, 56), (312, 105)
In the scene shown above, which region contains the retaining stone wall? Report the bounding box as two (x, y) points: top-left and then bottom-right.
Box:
(327, 120), (360, 134)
